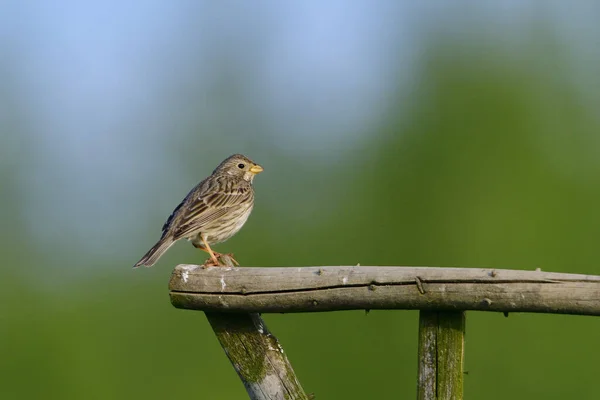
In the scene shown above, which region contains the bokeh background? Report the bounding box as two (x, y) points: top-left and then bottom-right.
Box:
(2, 1), (600, 399)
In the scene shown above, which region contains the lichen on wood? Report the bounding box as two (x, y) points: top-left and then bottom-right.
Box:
(200, 255), (309, 400)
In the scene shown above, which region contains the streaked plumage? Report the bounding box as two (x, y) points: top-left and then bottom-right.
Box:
(134, 154), (263, 268)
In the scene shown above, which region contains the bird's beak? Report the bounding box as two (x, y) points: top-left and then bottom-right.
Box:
(249, 164), (264, 174)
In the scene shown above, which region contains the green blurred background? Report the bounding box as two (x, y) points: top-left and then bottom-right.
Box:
(2, 1), (600, 399)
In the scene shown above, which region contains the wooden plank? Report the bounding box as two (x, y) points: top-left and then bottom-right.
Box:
(169, 266), (600, 315)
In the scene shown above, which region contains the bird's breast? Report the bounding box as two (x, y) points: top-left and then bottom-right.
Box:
(205, 203), (254, 245)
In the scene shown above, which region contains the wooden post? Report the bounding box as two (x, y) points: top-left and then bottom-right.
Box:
(201, 256), (309, 400)
(168, 265), (600, 398)
(206, 312), (309, 400)
(417, 311), (465, 400)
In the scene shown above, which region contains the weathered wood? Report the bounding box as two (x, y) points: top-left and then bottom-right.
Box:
(417, 311), (465, 400)
(201, 256), (309, 400)
(437, 312), (465, 399)
(206, 312), (309, 400)
(417, 312), (437, 400)
(169, 265), (600, 315)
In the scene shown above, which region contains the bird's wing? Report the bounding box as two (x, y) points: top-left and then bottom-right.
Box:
(171, 177), (253, 240)
(159, 184), (199, 238)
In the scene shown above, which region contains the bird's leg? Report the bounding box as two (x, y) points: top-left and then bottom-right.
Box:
(200, 236), (221, 266)
(192, 240), (238, 266)
(192, 241), (220, 266)
(191, 243), (216, 266)
(192, 242), (218, 256)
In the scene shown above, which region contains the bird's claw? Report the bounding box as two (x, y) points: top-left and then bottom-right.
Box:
(201, 258), (221, 268)
(201, 252), (239, 267)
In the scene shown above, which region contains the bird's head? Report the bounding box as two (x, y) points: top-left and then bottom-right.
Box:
(214, 154), (263, 183)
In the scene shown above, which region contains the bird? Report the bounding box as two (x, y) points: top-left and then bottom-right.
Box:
(134, 154), (263, 268)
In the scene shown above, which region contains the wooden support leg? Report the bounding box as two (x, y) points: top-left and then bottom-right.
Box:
(417, 311), (466, 400)
(203, 255), (311, 400)
(205, 313), (310, 400)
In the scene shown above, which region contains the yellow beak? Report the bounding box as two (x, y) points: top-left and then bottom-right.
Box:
(249, 164), (264, 174)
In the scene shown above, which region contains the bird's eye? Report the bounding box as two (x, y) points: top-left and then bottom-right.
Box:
(237, 163), (245, 169)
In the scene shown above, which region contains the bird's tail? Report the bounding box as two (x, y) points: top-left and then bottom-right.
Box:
(133, 237), (176, 268)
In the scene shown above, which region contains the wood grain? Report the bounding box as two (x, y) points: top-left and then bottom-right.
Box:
(169, 265), (600, 315)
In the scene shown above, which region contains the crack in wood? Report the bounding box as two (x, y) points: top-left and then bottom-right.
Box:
(170, 278), (576, 297)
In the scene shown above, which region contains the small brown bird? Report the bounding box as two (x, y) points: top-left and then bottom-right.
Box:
(134, 154), (263, 268)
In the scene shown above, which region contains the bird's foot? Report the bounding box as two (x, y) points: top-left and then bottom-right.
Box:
(201, 257), (221, 268)
(201, 252), (239, 267)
